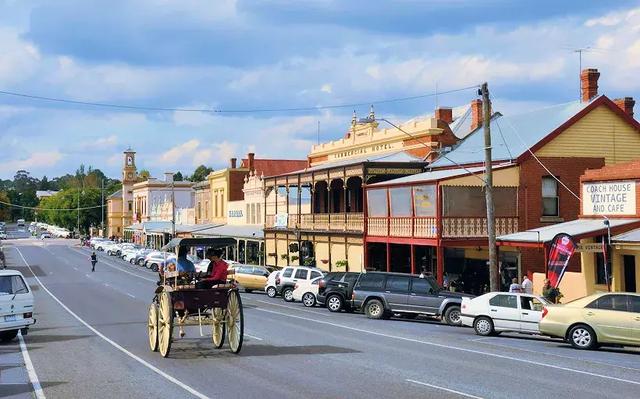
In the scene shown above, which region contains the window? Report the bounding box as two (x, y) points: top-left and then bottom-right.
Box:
(410, 277), (433, 295)
(310, 271), (322, 279)
(282, 268), (293, 278)
(367, 189), (388, 217)
(595, 252), (608, 285)
(389, 187), (412, 217)
(294, 269), (309, 279)
(357, 273), (386, 290)
(630, 296), (640, 313)
(343, 273), (360, 284)
(542, 176), (559, 216)
(587, 295), (629, 312)
(238, 266), (253, 274)
(128, 201), (132, 211)
(413, 185), (436, 217)
(256, 204), (261, 225)
(520, 296), (545, 311)
(489, 294), (518, 309)
(385, 275), (410, 293)
(246, 204), (251, 224)
(0, 275), (28, 295)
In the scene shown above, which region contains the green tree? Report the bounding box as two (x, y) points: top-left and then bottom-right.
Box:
(189, 165), (213, 182)
(138, 169), (151, 181)
(38, 188), (103, 233)
(0, 191), (10, 221)
(174, 171), (184, 181)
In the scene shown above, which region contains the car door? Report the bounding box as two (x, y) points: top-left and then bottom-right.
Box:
(629, 295), (640, 345)
(384, 275), (410, 312)
(407, 277), (439, 314)
(293, 268), (309, 285)
(280, 267), (294, 285)
(488, 294), (521, 331)
(519, 295), (545, 333)
(584, 294), (633, 344)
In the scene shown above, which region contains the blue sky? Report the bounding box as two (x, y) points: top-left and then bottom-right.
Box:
(1, 0), (639, 179)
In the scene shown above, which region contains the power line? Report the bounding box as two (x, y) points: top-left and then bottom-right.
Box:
(0, 85), (480, 114)
(0, 200), (104, 211)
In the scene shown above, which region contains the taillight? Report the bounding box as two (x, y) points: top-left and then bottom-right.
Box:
(351, 292), (355, 301)
(276, 277), (280, 285)
(24, 312), (33, 318)
(174, 301), (185, 310)
(461, 303), (466, 310)
(294, 284), (299, 289)
(542, 307), (548, 319)
(319, 280), (326, 288)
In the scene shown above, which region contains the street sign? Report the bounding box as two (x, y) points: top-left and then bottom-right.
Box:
(575, 243), (604, 253)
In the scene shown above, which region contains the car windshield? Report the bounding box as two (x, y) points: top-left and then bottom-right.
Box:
(424, 276), (441, 292)
(0, 275), (29, 295)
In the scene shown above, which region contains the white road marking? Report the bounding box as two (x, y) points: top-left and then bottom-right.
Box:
(245, 334), (263, 341)
(18, 331), (46, 399)
(255, 307), (640, 386)
(126, 293), (136, 299)
(406, 379), (483, 399)
(15, 247), (211, 399)
(69, 247), (156, 283)
(256, 300), (329, 316)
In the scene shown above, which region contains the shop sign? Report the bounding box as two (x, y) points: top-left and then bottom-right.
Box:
(228, 210), (243, 218)
(274, 213), (288, 228)
(367, 167), (423, 175)
(582, 181), (636, 216)
(575, 243), (604, 253)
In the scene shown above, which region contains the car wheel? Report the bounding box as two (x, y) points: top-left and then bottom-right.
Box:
(568, 324), (597, 350)
(244, 289), (253, 293)
(326, 295), (343, 312)
(444, 305), (462, 326)
(0, 329), (19, 343)
(365, 299), (385, 319)
(473, 316), (494, 336)
(266, 286), (277, 298)
(282, 288), (294, 302)
(150, 263), (158, 272)
(302, 292), (316, 307)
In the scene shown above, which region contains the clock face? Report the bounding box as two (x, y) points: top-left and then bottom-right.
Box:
(127, 172), (133, 179)
(127, 156), (133, 166)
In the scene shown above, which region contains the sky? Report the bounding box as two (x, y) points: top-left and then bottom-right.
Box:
(1, 0), (639, 180)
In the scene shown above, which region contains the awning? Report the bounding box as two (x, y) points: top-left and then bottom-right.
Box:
(612, 228), (640, 244)
(194, 224), (264, 240)
(497, 218), (640, 248)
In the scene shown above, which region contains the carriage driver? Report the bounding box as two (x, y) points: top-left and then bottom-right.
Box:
(196, 248), (228, 289)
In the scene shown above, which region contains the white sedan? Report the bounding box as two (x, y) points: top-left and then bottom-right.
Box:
(461, 292), (550, 336)
(292, 277), (322, 307)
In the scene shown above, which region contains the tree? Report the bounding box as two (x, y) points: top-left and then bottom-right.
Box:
(39, 176), (51, 190)
(173, 171), (184, 181)
(138, 169), (151, 181)
(0, 191), (10, 221)
(189, 165), (213, 182)
(38, 188), (103, 233)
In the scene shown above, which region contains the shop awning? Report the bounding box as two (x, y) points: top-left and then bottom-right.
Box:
(497, 218), (640, 248)
(613, 228), (640, 244)
(194, 224), (264, 240)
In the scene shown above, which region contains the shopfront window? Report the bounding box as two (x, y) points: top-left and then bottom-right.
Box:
(413, 185), (436, 217)
(389, 187), (412, 217)
(595, 252), (608, 285)
(246, 240), (260, 265)
(367, 189), (388, 217)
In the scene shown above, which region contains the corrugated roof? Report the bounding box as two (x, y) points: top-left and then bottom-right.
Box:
(368, 163), (516, 186)
(107, 189), (122, 199)
(613, 228), (640, 243)
(240, 158), (308, 177)
(194, 224), (264, 239)
(497, 218), (640, 243)
(429, 100), (590, 168)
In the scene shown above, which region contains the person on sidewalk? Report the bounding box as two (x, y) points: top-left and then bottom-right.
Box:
(521, 274), (533, 294)
(90, 251), (97, 272)
(508, 277), (522, 293)
(0, 248), (5, 269)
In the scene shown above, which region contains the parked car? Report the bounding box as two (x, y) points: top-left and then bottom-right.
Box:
(539, 292), (640, 350)
(144, 251), (175, 272)
(317, 272), (362, 312)
(292, 277), (323, 307)
(228, 265), (270, 292)
(133, 249), (153, 266)
(461, 292), (550, 336)
(40, 232), (52, 239)
(94, 240), (113, 252)
(90, 237), (109, 249)
(265, 270), (281, 298)
(277, 266), (325, 302)
(0, 232), (7, 240)
(351, 272), (471, 325)
(0, 270), (36, 342)
(121, 247), (141, 263)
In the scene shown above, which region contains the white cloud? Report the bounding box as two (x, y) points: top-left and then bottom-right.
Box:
(0, 151), (64, 172)
(321, 83), (332, 93)
(157, 139), (200, 165)
(0, 27), (41, 86)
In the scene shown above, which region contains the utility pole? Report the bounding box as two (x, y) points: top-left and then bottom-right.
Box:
(481, 82), (498, 292)
(171, 176), (176, 239)
(101, 178), (105, 237)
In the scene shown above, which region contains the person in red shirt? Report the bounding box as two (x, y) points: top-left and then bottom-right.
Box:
(196, 248), (228, 289)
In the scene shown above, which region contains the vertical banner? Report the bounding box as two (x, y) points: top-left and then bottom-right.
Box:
(547, 233), (576, 288)
(602, 236), (611, 292)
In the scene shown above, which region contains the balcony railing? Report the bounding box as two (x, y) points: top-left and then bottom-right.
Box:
(366, 216), (518, 239)
(266, 212), (364, 232)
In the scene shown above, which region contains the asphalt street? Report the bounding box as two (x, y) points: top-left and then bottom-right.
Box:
(1, 238), (639, 399)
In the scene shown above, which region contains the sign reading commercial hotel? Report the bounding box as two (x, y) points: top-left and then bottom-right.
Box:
(582, 180), (636, 216)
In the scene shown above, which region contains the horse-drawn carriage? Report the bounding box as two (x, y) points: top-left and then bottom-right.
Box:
(147, 237), (244, 357)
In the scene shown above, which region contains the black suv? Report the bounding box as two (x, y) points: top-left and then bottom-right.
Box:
(317, 272), (362, 312)
(351, 272), (471, 325)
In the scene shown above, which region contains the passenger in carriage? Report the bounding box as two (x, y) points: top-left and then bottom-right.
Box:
(176, 246), (195, 273)
(196, 248), (228, 289)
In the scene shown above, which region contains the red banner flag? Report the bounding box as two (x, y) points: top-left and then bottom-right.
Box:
(547, 233), (576, 288)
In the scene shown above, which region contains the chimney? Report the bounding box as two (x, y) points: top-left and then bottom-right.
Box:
(470, 99), (483, 131)
(230, 158), (237, 169)
(581, 68), (600, 103)
(248, 152), (255, 172)
(435, 107), (453, 124)
(613, 97), (635, 118)
(164, 172), (174, 183)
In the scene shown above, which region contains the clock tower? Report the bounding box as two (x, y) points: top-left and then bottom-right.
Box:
(121, 148), (137, 229)
(123, 148), (137, 183)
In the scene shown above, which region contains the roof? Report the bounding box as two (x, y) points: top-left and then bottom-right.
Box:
(35, 190), (59, 198)
(107, 189), (122, 199)
(240, 159), (308, 177)
(497, 218), (640, 244)
(194, 224), (264, 239)
(124, 221), (221, 233)
(612, 228), (640, 243)
(430, 100), (590, 168)
(368, 164), (515, 187)
(162, 237), (237, 251)
(275, 150), (424, 177)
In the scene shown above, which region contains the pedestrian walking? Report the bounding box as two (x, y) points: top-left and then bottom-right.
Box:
(0, 248), (5, 269)
(542, 278), (559, 303)
(90, 251), (97, 272)
(508, 277), (522, 293)
(521, 274), (533, 294)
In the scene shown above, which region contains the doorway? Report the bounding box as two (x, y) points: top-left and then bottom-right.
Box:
(623, 255), (637, 293)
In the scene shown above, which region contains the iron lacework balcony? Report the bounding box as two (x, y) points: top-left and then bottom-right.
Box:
(265, 213), (364, 233)
(366, 216), (519, 239)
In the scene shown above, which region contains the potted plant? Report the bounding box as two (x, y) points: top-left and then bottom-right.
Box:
(335, 260), (348, 269)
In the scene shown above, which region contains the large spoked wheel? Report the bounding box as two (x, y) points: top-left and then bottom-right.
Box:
(158, 291), (174, 358)
(225, 290), (244, 354)
(148, 303), (159, 352)
(212, 307), (225, 349)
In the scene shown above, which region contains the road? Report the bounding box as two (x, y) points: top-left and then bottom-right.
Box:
(1, 238), (639, 399)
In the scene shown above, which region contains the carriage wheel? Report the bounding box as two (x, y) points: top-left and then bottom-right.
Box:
(225, 290), (244, 354)
(158, 291), (174, 358)
(212, 308), (225, 349)
(147, 303), (159, 352)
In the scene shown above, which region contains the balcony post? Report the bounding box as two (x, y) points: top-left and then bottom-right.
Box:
(386, 242), (391, 272)
(436, 244), (444, 286)
(410, 244), (415, 274)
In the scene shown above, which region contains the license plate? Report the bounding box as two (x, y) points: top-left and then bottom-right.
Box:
(4, 315), (17, 322)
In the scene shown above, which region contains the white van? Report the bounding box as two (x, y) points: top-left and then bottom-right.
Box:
(0, 270), (35, 342)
